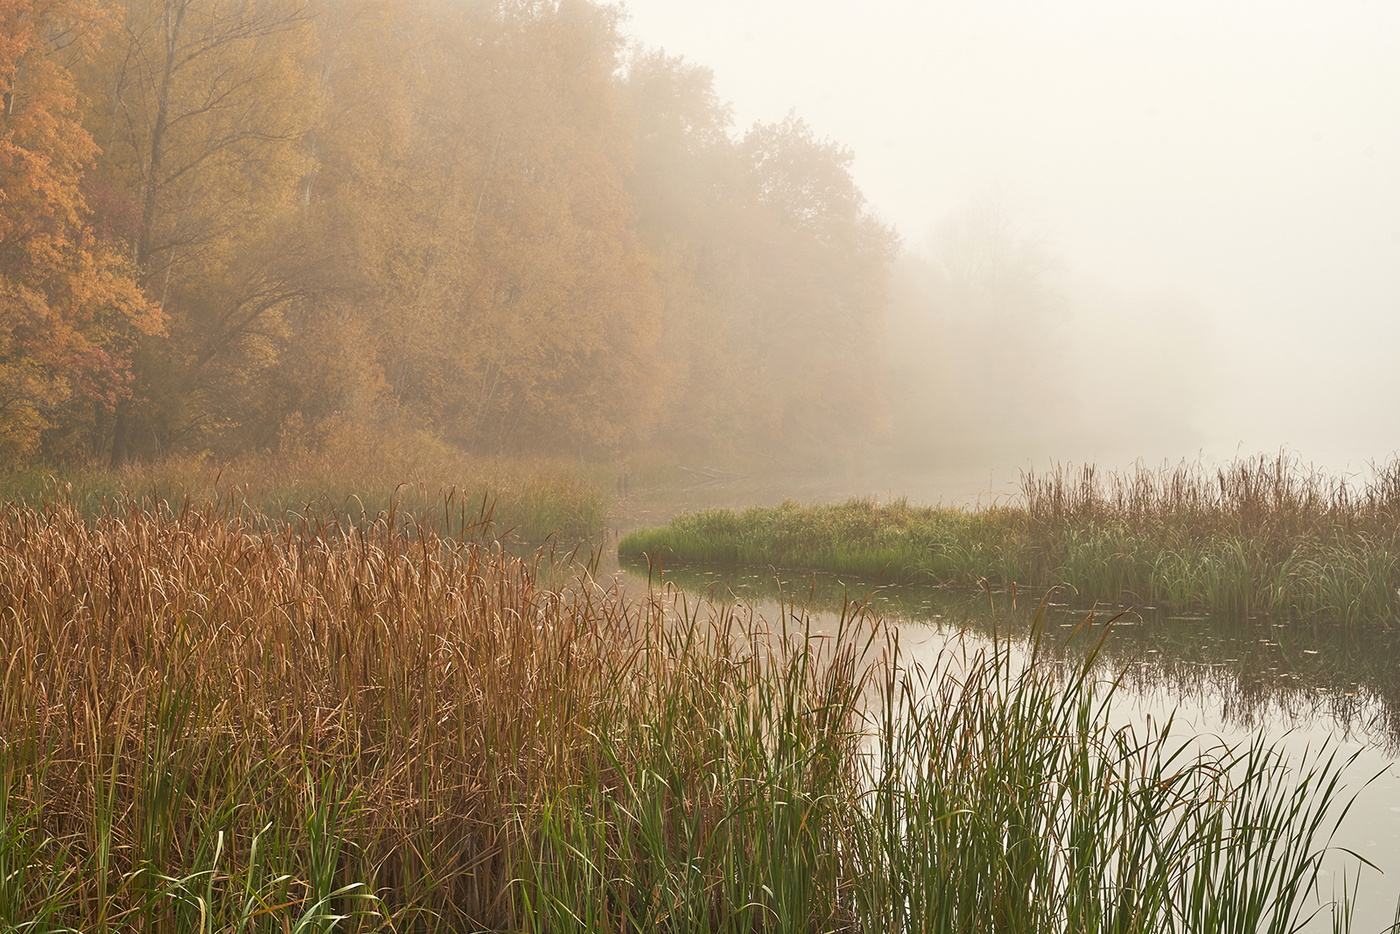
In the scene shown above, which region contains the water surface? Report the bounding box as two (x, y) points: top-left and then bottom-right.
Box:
(616, 558), (1400, 932)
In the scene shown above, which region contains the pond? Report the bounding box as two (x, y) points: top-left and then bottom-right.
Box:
(614, 556), (1400, 932)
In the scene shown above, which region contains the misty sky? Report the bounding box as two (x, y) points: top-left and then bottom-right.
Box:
(621, 0), (1400, 472)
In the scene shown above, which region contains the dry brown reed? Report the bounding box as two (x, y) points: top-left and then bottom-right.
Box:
(1020, 453), (1400, 538)
(0, 494), (758, 930)
(1017, 453), (1400, 622)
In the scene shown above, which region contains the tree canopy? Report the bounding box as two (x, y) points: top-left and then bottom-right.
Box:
(2, 0), (899, 469)
(0, 0), (162, 463)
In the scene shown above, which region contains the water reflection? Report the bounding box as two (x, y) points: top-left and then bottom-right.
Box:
(620, 557), (1400, 753)
(617, 557), (1400, 932)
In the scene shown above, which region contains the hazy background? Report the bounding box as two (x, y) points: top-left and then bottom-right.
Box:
(622, 0), (1400, 480)
(16, 0), (1398, 497)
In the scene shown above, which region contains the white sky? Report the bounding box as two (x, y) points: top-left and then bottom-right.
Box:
(619, 0), (1400, 471)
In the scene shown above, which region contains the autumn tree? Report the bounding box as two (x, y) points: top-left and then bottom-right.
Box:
(442, 0), (661, 455)
(621, 50), (748, 452)
(623, 67), (898, 461)
(17, 0), (898, 470)
(286, 0), (663, 457)
(929, 194), (1064, 453)
(879, 193), (1068, 466)
(79, 0), (319, 461)
(0, 0), (162, 465)
(734, 113), (897, 454)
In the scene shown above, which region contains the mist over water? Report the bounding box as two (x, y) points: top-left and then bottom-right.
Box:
(623, 0), (1400, 491)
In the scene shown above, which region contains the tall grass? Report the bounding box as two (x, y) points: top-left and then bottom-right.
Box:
(619, 454), (1400, 625)
(858, 622), (1374, 933)
(0, 495), (1380, 930)
(0, 494), (867, 931)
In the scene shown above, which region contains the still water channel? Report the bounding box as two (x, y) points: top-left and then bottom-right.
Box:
(611, 557), (1400, 932)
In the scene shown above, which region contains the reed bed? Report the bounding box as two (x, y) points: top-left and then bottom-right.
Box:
(0, 495), (1378, 931)
(619, 454), (1400, 625)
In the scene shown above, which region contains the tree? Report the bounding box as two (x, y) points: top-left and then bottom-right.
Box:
(623, 67), (899, 462)
(621, 50), (746, 452)
(0, 0), (163, 465)
(291, 0), (663, 457)
(15, 0), (900, 469)
(440, 0), (662, 454)
(883, 192), (1067, 465)
(729, 114), (897, 456)
(926, 190), (1060, 322)
(80, 0), (319, 461)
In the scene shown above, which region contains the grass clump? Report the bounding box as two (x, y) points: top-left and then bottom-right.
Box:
(0, 493), (1381, 931)
(620, 453), (1400, 625)
(860, 622), (1374, 933)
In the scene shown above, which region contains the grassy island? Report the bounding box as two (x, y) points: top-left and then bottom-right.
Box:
(619, 455), (1400, 626)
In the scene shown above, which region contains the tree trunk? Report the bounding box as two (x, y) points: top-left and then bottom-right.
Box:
(109, 403), (131, 467)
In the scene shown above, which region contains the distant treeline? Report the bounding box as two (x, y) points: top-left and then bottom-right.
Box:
(1, 0), (897, 469)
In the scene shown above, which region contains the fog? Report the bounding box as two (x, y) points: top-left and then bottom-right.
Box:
(622, 0), (1400, 482)
(19, 0), (1396, 485)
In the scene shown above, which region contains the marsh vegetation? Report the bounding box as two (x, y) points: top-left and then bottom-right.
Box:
(0, 446), (610, 545)
(9, 0), (1396, 926)
(0, 491), (1384, 931)
(620, 455), (1400, 627)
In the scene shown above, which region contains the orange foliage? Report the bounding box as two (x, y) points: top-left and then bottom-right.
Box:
(8, 0), (900, 466)
(0, 0), (162, 463)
